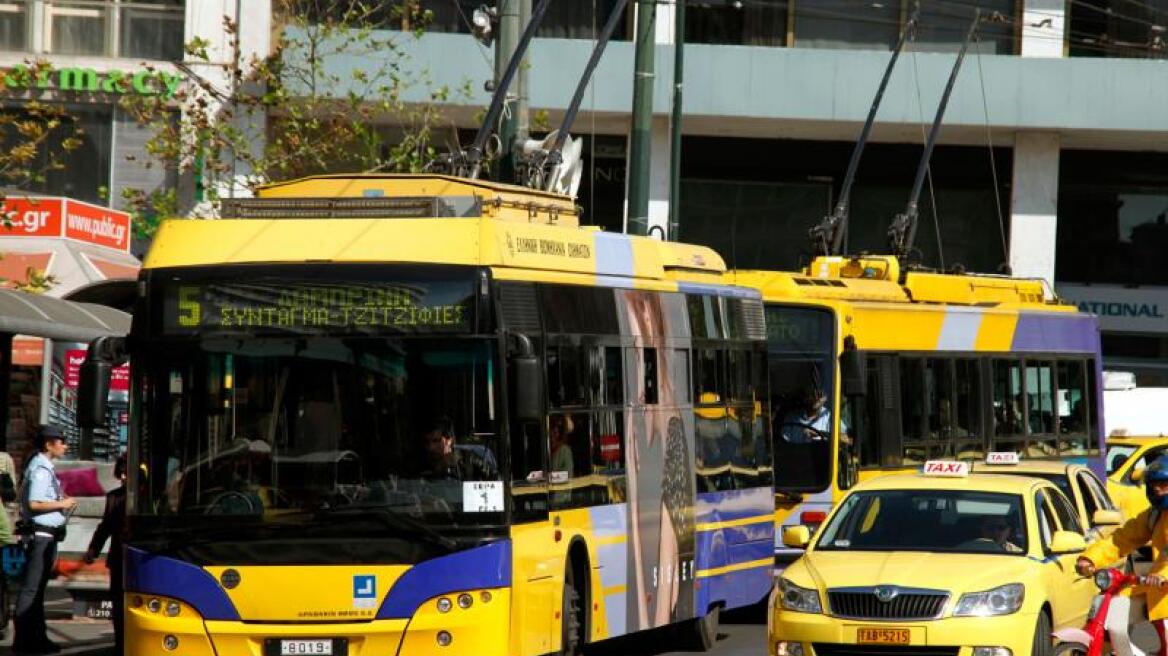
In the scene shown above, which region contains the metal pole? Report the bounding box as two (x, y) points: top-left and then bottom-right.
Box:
(495, 0), (519, 181)
(667, 0), (685, 242)
(627, 0), (655, 236)
(468, 0), (552, 178)
(516, 0), (531, 149)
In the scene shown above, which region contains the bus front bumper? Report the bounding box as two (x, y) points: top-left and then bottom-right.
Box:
(125, 588), (512, 656)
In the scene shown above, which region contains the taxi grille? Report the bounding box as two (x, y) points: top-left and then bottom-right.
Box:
(814, 645), (959, 656)
(827, 589), (948, 620)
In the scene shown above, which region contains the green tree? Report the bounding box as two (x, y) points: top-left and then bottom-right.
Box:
(121, 0), (467, 238)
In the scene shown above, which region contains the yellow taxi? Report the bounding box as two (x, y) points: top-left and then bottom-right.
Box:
(769, 461), (1096, 656)
(1104, 436), (1168, 521)
(971, 454), (1123, 538)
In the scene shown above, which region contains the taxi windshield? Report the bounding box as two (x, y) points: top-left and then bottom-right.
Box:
(816, 489), (1028, 555)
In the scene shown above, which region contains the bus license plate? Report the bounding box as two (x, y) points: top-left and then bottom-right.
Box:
(280, 640), (333, 655)
(857, 628), (910, 644)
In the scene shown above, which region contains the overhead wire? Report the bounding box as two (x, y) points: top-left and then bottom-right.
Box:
(973, 32), (1010, 268)
(906, 15), (945, 270)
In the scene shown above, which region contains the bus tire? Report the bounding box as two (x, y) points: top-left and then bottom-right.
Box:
(685, 605), (719, 651)
(561, 566), (584, 656)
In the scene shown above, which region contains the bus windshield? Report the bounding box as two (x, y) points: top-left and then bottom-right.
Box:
(767, 305), (836, 492)
(135, 336), (502, 524)
(130, 270), (505, 563)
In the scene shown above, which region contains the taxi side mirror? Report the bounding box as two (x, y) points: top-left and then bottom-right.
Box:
(1092, 509), (1123, 527)
(1132, 468), (1146, 484)
(782, 525), (812, 549)
(1049, 530), (1087, 554)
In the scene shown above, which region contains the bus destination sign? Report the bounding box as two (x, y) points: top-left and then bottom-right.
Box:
(163, 280), (474, 335)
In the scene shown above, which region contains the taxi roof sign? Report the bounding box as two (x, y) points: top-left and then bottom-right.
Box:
(923, 460), (970, 477)
(986, 452), (1020, 465)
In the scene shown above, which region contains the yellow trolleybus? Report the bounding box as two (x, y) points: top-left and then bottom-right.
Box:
(89, 174), (776, 656)
(732, 254), (1104, 567)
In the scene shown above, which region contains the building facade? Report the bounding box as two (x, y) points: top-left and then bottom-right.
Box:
(329, 0), (1168, 384)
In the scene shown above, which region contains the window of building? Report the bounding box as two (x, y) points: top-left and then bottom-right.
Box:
(410, 0), (630, 41)
(3, 104), (113, 204)
(1, 1), (183, 59)
(793, 1), (899, 51)
(685, 0), (786, 47)
(0, 2), (27, 51)
(1069, 0), (1168, 58)
(915, 1), (1016, 55)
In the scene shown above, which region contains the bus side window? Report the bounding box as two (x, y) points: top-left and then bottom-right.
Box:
(1057, 359), (1089, 455)
(592, 410), (626, 504)
(991, 359), (1026, 453)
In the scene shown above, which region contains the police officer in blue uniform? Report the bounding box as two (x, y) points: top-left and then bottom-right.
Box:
(13, 425), (77, 654)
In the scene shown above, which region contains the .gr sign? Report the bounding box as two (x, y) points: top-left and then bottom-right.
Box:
(3, 64), (182, 99)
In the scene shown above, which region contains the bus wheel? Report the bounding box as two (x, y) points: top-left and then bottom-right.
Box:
(684, 606), (720, 651)
(561, 567), (584, 656)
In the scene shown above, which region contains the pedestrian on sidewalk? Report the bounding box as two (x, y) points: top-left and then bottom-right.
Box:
(13, 426), (77, 655)
(84, 455), (126, 654)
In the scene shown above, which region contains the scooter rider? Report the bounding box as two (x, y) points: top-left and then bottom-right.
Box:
(1077, 455), (1168, 655)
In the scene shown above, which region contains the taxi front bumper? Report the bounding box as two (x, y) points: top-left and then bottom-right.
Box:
(124, 587), (512, 656)
(770, 609), (1040, 656)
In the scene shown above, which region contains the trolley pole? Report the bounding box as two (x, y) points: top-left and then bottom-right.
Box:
(627, 0), (656, 236)
(667, 0), (685, 242)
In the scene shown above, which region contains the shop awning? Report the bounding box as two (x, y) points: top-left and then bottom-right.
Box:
(0, 290), (129, 342)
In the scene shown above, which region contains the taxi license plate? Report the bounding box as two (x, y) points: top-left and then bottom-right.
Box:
(263, 638), (347, 656)
(857, 628), (911, 644)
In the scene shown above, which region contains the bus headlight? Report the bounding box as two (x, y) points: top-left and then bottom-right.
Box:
(953, 583), (1024, 617)
(165, 601), (181, 617)
(436, 597), (452, 613)
(778, 578), (822, 614)
(457, 593), (473, 609)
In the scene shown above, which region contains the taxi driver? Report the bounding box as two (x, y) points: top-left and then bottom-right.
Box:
(962, 515), (1023, 554)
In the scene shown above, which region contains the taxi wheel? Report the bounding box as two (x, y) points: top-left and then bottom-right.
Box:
(1032, 612), (1054, 656)
(1052, 643), (1087, 656)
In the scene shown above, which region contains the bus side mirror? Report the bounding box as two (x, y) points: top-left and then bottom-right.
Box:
(840, 336), (866, 397)
(78, 359), (111, 430)
(510, 333), (543, 422)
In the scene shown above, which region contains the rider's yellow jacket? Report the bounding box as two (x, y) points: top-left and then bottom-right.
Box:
(1084, 507), (1164, 618)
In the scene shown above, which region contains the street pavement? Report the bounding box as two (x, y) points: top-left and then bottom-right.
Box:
(1, 589), (115, 655)
(1, 586), (1161, 656)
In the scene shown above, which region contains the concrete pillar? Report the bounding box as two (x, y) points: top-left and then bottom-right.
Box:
(1009, 132), (1060, 285)
(183, 1), (271, 211)
(1021, 0), (1066, 58)
(623, 117), (671, 238)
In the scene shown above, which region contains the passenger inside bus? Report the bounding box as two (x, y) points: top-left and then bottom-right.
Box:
(417, 416), (496, 481)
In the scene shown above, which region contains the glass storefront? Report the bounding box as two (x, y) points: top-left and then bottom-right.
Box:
(2, 104), (113, 205)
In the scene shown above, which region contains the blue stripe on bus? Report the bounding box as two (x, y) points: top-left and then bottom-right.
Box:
(676, 281), (762, 299)
(695, 488), (775, 525)
(1010, 313), (1100, 353)
(700, 563), (774, 612)
(695, 533), (774, 567)
(124, 547), (240, 620)
(594, 232), (635, 278)
(376, 539), (511, 619)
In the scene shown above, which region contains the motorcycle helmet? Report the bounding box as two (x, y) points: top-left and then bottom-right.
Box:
(1145, 455), (1168, 509)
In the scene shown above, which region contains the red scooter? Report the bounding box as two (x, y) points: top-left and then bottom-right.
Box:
(1053, 568), (1150, 656)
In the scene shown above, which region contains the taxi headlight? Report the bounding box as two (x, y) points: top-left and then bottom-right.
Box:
(953, 583), (1025, 617)
(778, 578), (822, 614)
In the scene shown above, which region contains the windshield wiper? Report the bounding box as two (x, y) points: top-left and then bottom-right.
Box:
(313, 505), (458, 551)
